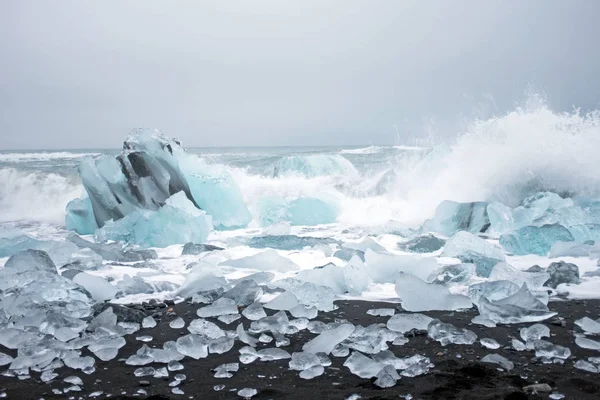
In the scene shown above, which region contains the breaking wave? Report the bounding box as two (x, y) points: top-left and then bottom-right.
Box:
(0, 151), (100, 162)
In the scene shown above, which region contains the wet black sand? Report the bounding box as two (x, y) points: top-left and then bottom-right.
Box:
(2, 299), (600, 399)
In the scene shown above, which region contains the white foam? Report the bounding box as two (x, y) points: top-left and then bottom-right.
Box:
(0, 152), (100, 162)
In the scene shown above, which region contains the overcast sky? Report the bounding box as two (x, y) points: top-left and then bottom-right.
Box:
(1, 0), (599, 149)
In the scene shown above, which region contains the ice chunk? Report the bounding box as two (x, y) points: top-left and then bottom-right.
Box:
(303, 323), (355, 355)
(398, 234), (446, 253)
(169, 317), (185, 329)
(520, 324), (550, 344)
(237, 388), (257, 399)
(365, 250), (440, 282)
(95, 192), (213, 248)
(333, 248), (365, 262)
(236, 324), (258, 347)
(471, 315), (496, 328)
(532, 340), (571, 359)
(187, 319), (225, 340)
(343, 351), (384, 378)
(168, 360), (184, 371)
(256, 348), (291, 361)
(477, 285), (556, 324)
(289, 352), (321, 371)
(296, 263), (347, 294)
(575, 359), (599, 373)
(257, 196), (339, 226)
(63, 355), (95, 371)
(575, 337), (600, 350)
(72, 272), (117, 301)
(575, 317), (600, 334)
(176, 335), (208, 359)
(178, 262), (227, 298)
(208, 337), (234, 354)
(134, 367), (156, 377)
(264, 291), (299, 311)
(250, 311), (289, 335)
(218, 314), (241, 324)
(512, 339), (526, 351)
(0, 353), (14, 367)
(481, 354), (514, 371)
(342, 256), (370, 295)
(221, 250), (298, 272)
(4, 249), (57, 273)
(290, 304), (318, 319)
(395, 273), (472, 312)
(441, 231), (505, 277)
(499, 223), (574, 256)
(248, 235), (338, 251)
(424, 200), (490, 236)
(221, 279), (263, 306)
(299, 365), (324, 379)
(367, 308), (395, 317)
(142, 316), (157, 329)
(269, 278), (336, 311)
(197, 298), (239, 317)
(468, 280), (520, 305)
(428, 263), (476, 285)
(488, 263), (549, 290)
(181, 242), (224, 255)
(65, 196), (98, 235)
(242, 303), (267, 321)
(373, 365), (399, 388)
(545, 261), (580, 288)
(387, 313), (433, 333)
(427, 319), (477, 346)
(480, 338), (501, 350)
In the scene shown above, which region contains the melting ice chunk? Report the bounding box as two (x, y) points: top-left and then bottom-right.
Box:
(343, 352), (385, 378)
(264, 291), (299, 311)
(387, 313), (433, 333)
(499, 223), (574, 256)
(176, 335), (208, 359)
(72, 273), (117, 302)
(533, 340), (571, 359)
(481, 354), (514, 371)
(197, 298), (239, 317)
(488, 263), (549, 290)
(395, 273), (472, 312)
(289, 352), (322, 371)
(575, 317), (600, 334)
(299, 365), (325, 379)
(575, 337), (600, 350)
(520, 324), (550, 345)
(480, 338), (501, 350)
(303, 323), (355, 355)
(424, 200), (490, 236)
(221, 250), (298, 272)
(427, 319), (477, 346)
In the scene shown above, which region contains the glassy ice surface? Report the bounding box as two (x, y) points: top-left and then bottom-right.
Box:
(395, 273), (472, 312)
(441, 231), (505, 277)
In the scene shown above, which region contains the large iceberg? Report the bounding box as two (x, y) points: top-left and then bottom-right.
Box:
(66, 130), (251, 239)
(440, 231), (505, 277)
(424, 201), (490, 236)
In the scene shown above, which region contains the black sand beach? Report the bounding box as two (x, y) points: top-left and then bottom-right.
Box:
(1, 299), (600, 400)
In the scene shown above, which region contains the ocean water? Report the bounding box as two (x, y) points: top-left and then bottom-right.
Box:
(2, 98), (600, 303)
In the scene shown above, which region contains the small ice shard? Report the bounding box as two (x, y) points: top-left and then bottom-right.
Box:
(168, 361), (184, 371)
(259, 334), (273, 343)
(73, 272), (117, 301)
(198, 298), (239, 317)
(575, 359), (599, 373)
(257, 348), (291, 361)
(332, 344), (350, 357)
(218, 314), (242, 324)
(142, 316), (157, 329)
(134, 367), (156, 377)
(395, 273), (472, 312)
(299, 365), (325, 379)
(374, 365), (400, 388)
(237, 324), (259, 347)
(424, 200), (490, 236)
(251, 310), (290, 335)
(512, 339), (527, 351)
(214, 384), (226, 391)
(175, 373), (186, 381)
(92, 348), (119, 362)
(239, 347), (259, 364)
(398, 233), (446, 253)
(169, 317), (185, 329)
(208, 337), (234, 354)
(576, 337), (600, 350)
(575, 317), (600, 334)
(221, 250), (298, 272)
(172, 387), (184, 395)
(427, 319), (477, 346)
(303, 323), (355, 354)
(307, 321), (328, 334)
(471, 315), (496, 328)
(214, 363), (239, 378)
(387, 313), (433, 333)
(40, 370), (57, 382)
(480, 338), (501, 350)
(520, 324), (550, 344)
(89, 391), (103, 398)
(481, 354), (514, 371)
(441, 231), (505, 277)
(176, 335), (208, 359)
(154, 367), (169, 378)
(545, 261), (580, 288)
(533, 340), (571, 359)
(499, 223), (574, 256)
(367, 308), (395, 317)
(289, 352), (322, 371)
(343, 351), (384, 378)
(136, 335), (153, 342)
(264, 291), (299, 311)
(64, 376), (83, 386)
(188, 319), (225, 339)
(242, 303), (267, 321)
(222, 279), (264, 306)
(237, 388), (258, 399)
(63, 355), (95, 371)
(290, 304), (318, 319)
(488, 263), (550, 290)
